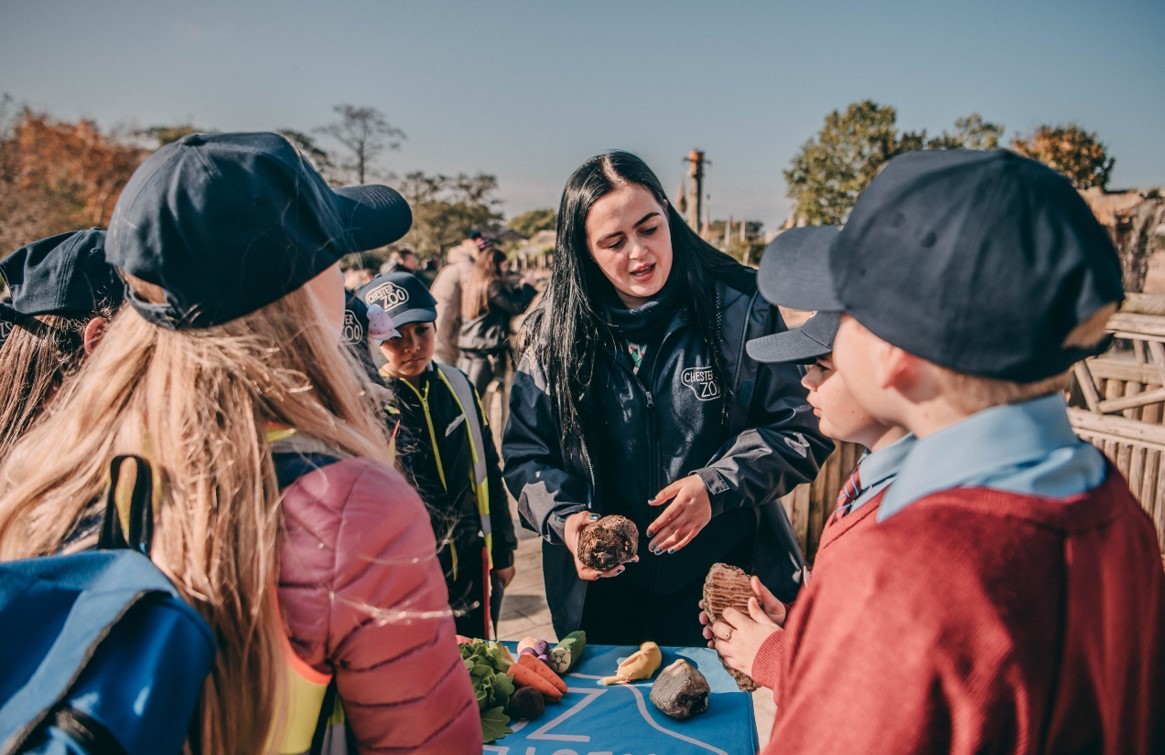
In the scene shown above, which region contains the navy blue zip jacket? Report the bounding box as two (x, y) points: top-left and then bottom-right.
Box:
(503, 273), (833, 637)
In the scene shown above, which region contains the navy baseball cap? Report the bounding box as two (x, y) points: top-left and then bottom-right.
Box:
(755, 226), (841, 312)
(106, 132), (412, 329)
(342, 291), (400, 346)
(747, 225), (842, 364)
(807, 150), (1123, 382)
(747, 312), (841, 364)
(0, 229), (123, 344)
(360, 272), (436, 332)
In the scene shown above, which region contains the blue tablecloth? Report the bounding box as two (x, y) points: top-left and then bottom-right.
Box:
(487, 644), (758, 755)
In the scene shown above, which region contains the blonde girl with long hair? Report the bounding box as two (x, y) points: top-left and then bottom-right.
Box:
(0, 133), (480, 754)
(0, 229), (123, 460)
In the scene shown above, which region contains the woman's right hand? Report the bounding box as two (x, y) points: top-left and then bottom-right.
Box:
(563, 511), (637, 581)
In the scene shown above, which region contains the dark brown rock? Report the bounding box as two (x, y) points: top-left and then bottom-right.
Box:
(650, 659), (711, 720)
(576, 514), (638, 571)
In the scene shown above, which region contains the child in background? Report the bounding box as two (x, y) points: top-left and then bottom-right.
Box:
(0, 229), (123, 459)
(765, 149), (1165, 754)
(700, 226), (914, 696)
(363, 271), (518, 639)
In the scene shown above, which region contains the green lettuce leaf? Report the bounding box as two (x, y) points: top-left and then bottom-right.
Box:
(480, 705), (513, 743)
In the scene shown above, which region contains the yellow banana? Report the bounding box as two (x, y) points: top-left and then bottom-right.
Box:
(600, 641), (662, 685)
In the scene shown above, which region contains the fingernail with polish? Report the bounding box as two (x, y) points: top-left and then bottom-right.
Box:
(646, 529), (654, 538)
(667, 548), (676, 554)
(616, 567), (625, 575)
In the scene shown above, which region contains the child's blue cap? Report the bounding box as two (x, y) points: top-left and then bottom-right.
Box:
(796, 150), (1124, 382)
(0, 229), (123, 346)
(106, 132), (412, 329)
(747, 312), (840, 365)
(359, 272), (436, 333)
(1, 229), (121, 317)
(747, 225), (840, 364)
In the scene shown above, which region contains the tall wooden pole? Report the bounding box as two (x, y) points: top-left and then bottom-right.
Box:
(683, 150), (708, 231)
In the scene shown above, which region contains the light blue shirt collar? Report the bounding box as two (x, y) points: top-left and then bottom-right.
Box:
(878, 394), (1106, 521)
(849, 433), (915, 513)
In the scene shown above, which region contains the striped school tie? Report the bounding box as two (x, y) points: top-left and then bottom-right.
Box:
(833, 463), (863, 521)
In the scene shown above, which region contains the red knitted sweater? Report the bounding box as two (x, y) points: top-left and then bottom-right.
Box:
(751, 493), (884, 694)
(764, 471), (1165, 754)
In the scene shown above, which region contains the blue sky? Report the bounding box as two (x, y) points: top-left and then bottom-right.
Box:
(2, 0), (1162, 232)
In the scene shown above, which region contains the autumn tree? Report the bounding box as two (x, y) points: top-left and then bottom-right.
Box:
(1011, 123), (1114, 190)
(507, 208), (557, 239)
(316, 104), (405, 184)
(0, 106), (146, 252)
(785, 102), (1007, 225)
(784, 100), (904, 225)
(397, 171), (504, 258)
(929, 113), (1005, 151)
(138, 123), (203, 147)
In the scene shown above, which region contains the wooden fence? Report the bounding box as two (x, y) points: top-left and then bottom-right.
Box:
(780, 294), (1165, 564)
(780, 442), (862, 565)
(1067, 295), (1165, 553)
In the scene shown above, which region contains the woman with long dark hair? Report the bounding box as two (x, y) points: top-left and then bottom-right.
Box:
(503, 151), (833, 645)
(457, 247), (536, 395)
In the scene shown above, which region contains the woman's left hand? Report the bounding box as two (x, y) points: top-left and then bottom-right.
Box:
(646, 475), (712, 554)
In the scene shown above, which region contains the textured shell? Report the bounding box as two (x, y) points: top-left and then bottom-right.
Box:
(650, 659), (711, 720)
(577, 514), (639, 570)
(701, 563), (759, 691)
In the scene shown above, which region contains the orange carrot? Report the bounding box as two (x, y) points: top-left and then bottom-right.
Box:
(517, 653), (569, 695)
(508, 661), (563, 701)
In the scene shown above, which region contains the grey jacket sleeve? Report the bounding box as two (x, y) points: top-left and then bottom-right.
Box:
(694, 359), (834, 516)
(474, 388), (517, 570)
(502, 357), (591, 544)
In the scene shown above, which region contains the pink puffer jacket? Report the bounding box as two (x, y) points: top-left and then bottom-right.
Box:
(277, 456), (481, 753)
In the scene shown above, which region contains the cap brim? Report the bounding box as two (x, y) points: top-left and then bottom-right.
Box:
(758, 226), (843, 311)
(332, 185), (413, 251)
(746, 311), (840, 364)
(384, 307), (436, 332)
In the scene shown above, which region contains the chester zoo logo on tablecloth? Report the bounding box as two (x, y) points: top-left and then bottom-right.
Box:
(682, 366), (722, 401)
(364, 281), (409, 311)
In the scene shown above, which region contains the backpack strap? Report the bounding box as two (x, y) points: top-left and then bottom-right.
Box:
(434, 364), (489, 495)
(268, 432), (342, 490)
(97, 455), (157, 555)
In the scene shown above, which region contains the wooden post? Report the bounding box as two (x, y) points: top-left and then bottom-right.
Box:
(683, 150), (708, 231)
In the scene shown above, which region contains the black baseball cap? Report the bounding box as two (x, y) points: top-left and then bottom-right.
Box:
(342, 291), (401, 346)
(747, 311), (841, 364)
(0, 229), (124, 344)
(755, 226), (842, 312)
(747, 225), (842, 364)
(360, 272), (436, 332)
(808, 149), (1123, 382)
(106, 132), (413, 329)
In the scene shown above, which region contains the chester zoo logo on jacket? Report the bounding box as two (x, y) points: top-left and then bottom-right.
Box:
(365, 281), (409, 311)
(681, 366), (722, 401)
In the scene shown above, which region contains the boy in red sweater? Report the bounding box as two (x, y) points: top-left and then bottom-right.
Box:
(764, 150), (1165, 754)
(699, 226), (912, 696)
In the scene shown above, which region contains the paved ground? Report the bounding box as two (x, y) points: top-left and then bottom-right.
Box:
(495, 497), (776, 748)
